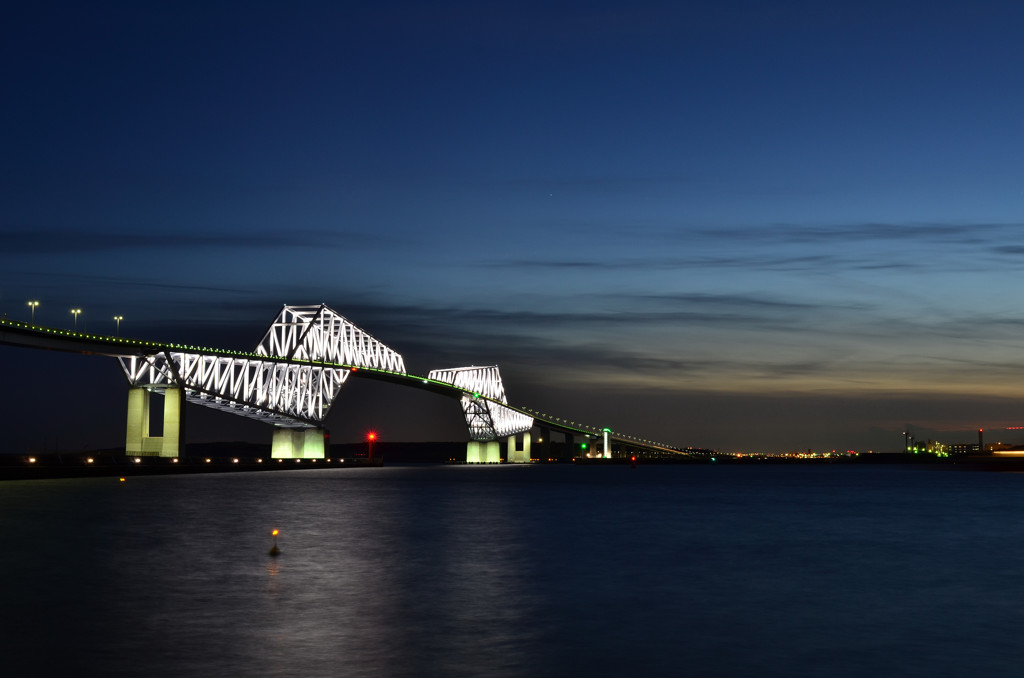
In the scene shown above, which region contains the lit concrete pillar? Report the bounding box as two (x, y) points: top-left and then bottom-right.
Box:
(125, 387), (150, 455)
(603, 428), (611, 459)
(466, 440), (501, 463)
(126, 386), (183, 458)
(159, 387), (184, 458)
(301, 428), (325, 459)
(507, 433), (531, 463)
(273, 428), (301, 458)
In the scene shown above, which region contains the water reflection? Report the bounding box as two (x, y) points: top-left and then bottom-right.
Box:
(5, 465), (1024, 677)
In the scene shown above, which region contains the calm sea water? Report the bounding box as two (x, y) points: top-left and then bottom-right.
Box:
(2, 463), (1024, 677)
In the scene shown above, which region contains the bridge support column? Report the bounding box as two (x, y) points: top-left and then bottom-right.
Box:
(125, 387), (150, 454)
(465, 440), (501, 463)
(507, 433), (531, 463)
(272, 427), (325, 459)
(537, 426), (551, 460)
(125, 386), (183, 458)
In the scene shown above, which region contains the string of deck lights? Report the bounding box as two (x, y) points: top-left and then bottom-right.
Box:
(0, 311), (683, 453)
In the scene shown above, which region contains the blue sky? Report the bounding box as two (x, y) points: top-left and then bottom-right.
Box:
(3, 1), (1024, 453)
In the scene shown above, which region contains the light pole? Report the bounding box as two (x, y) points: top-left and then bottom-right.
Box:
(367, 431), (377, 459)
(71, 308), (81, 331)
(27, 300), (39, 323)
(114, 315), (123, 336)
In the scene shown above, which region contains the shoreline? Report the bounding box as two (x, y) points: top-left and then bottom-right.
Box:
(0, 453), (383, 481)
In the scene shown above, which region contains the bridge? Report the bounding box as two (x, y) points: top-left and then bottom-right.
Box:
(0, 304), (687, 462)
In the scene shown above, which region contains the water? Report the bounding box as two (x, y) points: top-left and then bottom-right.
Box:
(3, 463), (1024, 677)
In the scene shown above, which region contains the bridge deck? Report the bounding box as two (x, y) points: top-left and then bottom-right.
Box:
(0, 318), (685, 455)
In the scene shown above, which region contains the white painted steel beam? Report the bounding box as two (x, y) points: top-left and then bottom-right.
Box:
(427, 365), (534, 441)
(256, 304), (406, 372)
(118, 304), (405, 429)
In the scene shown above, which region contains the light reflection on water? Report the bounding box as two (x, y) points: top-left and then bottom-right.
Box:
(3, 463), (1024, 677)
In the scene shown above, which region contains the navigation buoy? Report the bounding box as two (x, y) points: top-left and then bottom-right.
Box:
(269, 529), (280, 556)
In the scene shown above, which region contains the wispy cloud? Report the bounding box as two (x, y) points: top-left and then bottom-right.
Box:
(0, 228), (396, 254)
(489, 222), (1024, 274)
(692, 222), (1016, 245)
(4, 270), (255, 295)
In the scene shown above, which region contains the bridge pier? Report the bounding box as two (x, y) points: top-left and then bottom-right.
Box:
(507, 432), (531, 463)
(536, 426), (551, 460)
(466, 440), (501, 463)
(272, 427), (325, 459)
(125, 386), (183, 457)
(566, 431), (585, 457)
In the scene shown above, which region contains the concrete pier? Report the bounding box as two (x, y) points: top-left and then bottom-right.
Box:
(271, 427), (326, 459)
(536, 426), (551, 459)
(507, 432), (531, 463)
(125, 386), (183, 457)
(466, 440), (501, 463)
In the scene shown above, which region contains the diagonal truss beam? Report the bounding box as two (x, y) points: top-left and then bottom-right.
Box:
(427, 365), (534, 440)
(118, 352), (349, 427)
(256, 304), (406, 372)
(117, 304), (405, 428)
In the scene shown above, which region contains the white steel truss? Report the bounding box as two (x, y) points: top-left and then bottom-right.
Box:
(256, 304), (406, 372)
(118, 352), (349, 427)
(117, 304), (404, 428)
(427, 365), (534, 441)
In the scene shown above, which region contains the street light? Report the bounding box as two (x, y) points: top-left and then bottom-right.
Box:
(27, 300), (39, 323)
(71, 308), (81, 331)
(114, 315), (123, 336)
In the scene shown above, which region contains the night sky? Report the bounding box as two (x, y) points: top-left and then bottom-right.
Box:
(4, 1), (1024, 454)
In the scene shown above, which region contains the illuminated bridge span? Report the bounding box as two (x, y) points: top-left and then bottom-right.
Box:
(0, 305), (685, 462)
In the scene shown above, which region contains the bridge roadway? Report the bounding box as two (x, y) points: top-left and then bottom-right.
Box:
(0, 317), (685, 457)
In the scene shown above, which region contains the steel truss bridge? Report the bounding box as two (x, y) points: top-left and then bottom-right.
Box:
(0, 304), (687, 462)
